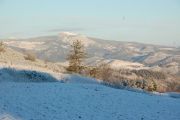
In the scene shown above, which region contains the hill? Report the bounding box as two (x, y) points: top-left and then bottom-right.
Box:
(2, 33), (180, 76)
(0, 45), (65, 74)
(0, 81), (180, 120)
(0, 43), (179, 120)
(1, 36), (180, 92)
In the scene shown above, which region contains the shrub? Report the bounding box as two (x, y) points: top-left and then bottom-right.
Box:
(166, 81), (180, 92)
(86, 64), (160, 91)
(147, 80), (157, 91)
(131, 69), (166, 80)
(134, 79), (148, 89)
(24, 52), (36, 61)
(78, 61), (168, 92)
(0, 42), (5, 52)
(89, 67), (99, 78)
(87, 63), (113, 81)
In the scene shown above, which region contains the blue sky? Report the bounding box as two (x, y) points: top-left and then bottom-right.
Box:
(0, 0), (180, 46)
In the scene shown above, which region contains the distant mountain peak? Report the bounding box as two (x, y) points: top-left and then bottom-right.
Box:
(59, 32), (96, 47)
(59, 32), (78, 36)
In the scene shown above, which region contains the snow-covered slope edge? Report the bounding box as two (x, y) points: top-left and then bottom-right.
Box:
(0, 66), (100, 85)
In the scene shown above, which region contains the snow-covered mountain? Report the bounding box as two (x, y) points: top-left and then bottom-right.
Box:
(0, 42), (180, 120)
(2, 32), (180, 75)
(59, 32), (96, 47)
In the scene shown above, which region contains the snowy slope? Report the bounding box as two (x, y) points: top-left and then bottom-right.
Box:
(0, 82), (180, 120)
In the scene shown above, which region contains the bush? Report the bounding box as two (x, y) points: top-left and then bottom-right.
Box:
(24, 52), (36, 61)
(134, 79), (148, 89)
(131, 69), (166, 80)
(166, 81), (180, 92)
(85, 64), (160, 92)
(0, 42), (5, 52)
(97, 63), (112, 81)
(147, 80), (157, 91)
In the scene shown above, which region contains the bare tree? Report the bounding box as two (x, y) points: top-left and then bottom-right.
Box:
(66, 40), (86, 73)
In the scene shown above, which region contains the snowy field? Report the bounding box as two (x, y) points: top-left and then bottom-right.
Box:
(0, 82), (180, 120)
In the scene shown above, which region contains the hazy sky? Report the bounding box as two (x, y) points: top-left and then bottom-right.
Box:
(0, 0), (180, 46)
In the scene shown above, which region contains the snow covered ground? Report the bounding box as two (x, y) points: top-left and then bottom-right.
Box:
(0, 66), (179, 120)
(0, 81), (180, 120)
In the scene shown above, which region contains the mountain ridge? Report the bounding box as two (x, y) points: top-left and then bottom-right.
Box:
(2, 33), (180, 76)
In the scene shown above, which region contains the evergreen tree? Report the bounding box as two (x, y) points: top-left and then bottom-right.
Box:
(66, 40), (86, 73)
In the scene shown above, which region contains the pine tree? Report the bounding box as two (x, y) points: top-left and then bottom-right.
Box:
(66, 40), (86, 74)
